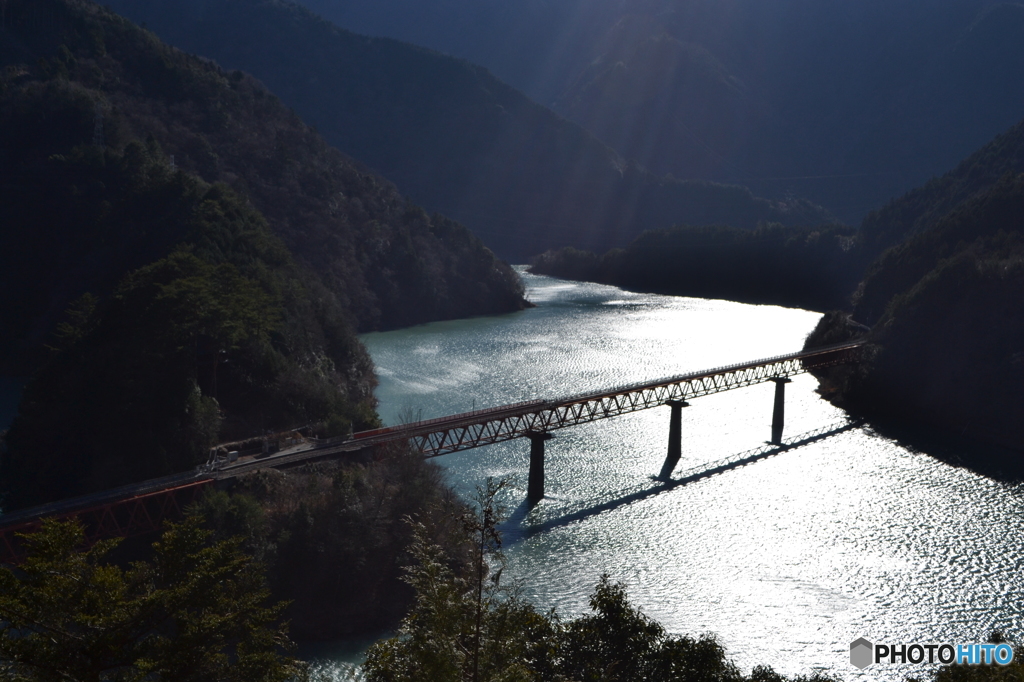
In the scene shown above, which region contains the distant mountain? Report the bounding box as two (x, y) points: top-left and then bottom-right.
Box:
(0, 0), (526, 507)
(557, 27), (754, 182)
(0, 0), (527, 360)
(298, 0), (1024, 225)
(104, 0), (832, 261)
(807, 116), (1024, 454)
(296, 0), (610, 106)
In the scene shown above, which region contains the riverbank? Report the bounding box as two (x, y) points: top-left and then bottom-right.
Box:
(528, 223), (864, 313)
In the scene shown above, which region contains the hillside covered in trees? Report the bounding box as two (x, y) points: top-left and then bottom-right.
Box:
(807, 118), (1024, 456)
(0, 0), (526, 509)
(191, 448), (470, 639)
(103, 0), (833, 261)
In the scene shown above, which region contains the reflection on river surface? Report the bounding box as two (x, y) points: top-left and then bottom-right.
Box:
(320, 269), (1024, 680)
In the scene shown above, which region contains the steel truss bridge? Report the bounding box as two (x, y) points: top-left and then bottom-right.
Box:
(0, 342), (862, 562)
(403, 342), (859, 458)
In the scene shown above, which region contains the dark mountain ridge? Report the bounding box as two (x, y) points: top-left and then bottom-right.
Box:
(851, 120), (1024, 327)
(104, 0), (832, 261)
(530, 222), (863, 313)
(0, 0), (527, 367)
(300, 0), (1024, 225)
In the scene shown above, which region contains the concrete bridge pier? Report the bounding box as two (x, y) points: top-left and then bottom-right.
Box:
(527, 431), (554, 500)
(770, 378), (792, 445)
(658, 400), (689, 480)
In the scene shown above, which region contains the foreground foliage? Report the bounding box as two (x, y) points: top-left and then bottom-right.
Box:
(363, 480), (836, 682)
(0, 518), (304, 682)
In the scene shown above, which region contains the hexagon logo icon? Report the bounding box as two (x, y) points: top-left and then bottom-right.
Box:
(850, 638), (874, 669)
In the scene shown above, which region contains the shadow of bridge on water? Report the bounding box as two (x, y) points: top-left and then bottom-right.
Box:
(502, 419), (863, 542)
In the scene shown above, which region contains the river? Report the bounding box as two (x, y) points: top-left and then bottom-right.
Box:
(321, 270), (1023, 681)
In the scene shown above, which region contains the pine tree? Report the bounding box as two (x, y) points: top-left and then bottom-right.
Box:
(0, 517), (305, 682)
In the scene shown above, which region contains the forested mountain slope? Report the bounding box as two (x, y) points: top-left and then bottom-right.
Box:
(807, 117), (1024, 454)
(0, 0), (525, 508)
(104, 0), (832, 261)
(1, 0), (526, 350)
(854, 118), (1024, 323)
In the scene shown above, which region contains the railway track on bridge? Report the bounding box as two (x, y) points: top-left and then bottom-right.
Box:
(217, 340), (862, 472)
(0, 341), (862, 559)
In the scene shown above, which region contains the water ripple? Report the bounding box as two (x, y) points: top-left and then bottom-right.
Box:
(357, 270), (1024, 681)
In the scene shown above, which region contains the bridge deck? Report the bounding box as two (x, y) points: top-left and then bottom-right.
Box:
(218, 341), (862, 471)
(0, 342), (861, 550)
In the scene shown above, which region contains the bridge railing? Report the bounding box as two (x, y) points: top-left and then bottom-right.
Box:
(0, 477), (213, 564)
(351, 399), (548, 440)
(546, 341), (863, 408)
(1, 341), (866, 542)
(345, 342), (864, 441)
(207, 341), (865, 472)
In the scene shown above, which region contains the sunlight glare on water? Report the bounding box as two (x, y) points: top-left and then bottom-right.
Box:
(353, 269), (1024, 681)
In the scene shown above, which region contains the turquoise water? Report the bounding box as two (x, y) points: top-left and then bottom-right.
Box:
(310, 270), (1024, 680)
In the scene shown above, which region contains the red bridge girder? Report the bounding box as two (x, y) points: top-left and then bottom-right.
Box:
(398, 343), (862, 456)
(0, 342), (864, 553)
(0, 479), (213, 565)
(216, 342), (864, 472)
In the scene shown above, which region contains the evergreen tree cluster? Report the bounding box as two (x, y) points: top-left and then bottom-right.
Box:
(0, 517), (305, 682)
(190, 446), (470, 639)
(530, 223), (863, 312)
